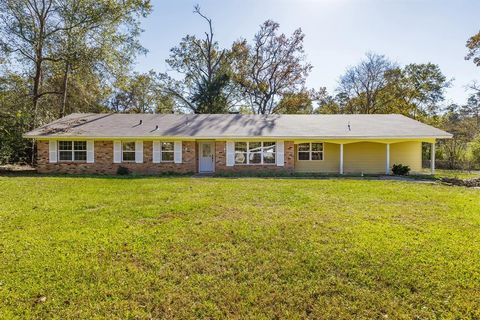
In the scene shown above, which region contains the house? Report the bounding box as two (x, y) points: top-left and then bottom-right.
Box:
(24, 113), (452, 175)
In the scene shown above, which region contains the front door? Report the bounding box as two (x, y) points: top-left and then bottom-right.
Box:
(199, 142), (214, 173)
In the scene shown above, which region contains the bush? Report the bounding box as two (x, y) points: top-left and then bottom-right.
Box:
(116, 166), (130, 175)
(392, 164), (410, 176)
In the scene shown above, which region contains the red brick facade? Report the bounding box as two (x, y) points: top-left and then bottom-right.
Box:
(36, 140), (294, 175)
(37, 141), (196, 174)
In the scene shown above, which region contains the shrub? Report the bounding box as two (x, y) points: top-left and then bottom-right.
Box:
(116, 166), (130, 175)
(392, 164), (410, 176)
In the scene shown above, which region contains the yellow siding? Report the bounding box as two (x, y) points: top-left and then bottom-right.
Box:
(390, 141), (422, 172)
(293, 141), (423, 174)
(344, 142), (386, 174)
(294, 143), (340, 173)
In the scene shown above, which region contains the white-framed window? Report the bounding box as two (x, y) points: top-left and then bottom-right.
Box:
(234, 142), (276, 165)
(122, 142), (136, 162)
(298, 142), (324, 161)
(58, 141), (87, 162)
(161, 142), (174, 162)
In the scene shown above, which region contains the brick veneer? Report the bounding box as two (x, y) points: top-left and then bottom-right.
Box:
(36, 140), (196, 174)
(214, 141), (295, 173)
(36, 140), (294, 175)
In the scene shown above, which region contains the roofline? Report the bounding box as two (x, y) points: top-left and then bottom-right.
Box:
(23, 134), (453, 140)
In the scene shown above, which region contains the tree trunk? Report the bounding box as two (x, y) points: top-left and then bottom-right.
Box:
(61, 62), (70, 117)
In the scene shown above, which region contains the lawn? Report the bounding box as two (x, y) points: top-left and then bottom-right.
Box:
(0, 176), (479, 319)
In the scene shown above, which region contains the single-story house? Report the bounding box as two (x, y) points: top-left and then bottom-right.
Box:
(24, 113), (452, 175)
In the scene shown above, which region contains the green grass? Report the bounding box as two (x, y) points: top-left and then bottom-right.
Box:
(1, 176), (479, 319)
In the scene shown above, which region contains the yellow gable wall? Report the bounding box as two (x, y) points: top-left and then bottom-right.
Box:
(294, 141), (423, 174)
(294, 143), (340, 173)
(390, 141), (422, 172)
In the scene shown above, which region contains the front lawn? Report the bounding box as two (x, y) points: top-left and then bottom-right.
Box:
(1, 176), (479, 319)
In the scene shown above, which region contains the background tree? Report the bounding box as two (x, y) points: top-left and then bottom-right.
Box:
(160, 5), (235, 114)
(0, 0), (151, 163)
(336, 53), (395, 114)
(232, 20), (312, 114)
(466, 30), (480, 66)
(109, 72), (174, 114)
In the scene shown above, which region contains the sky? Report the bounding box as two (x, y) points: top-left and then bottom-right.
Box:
(135, 0), (480, 105)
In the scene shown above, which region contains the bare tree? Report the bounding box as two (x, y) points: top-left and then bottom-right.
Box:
(232, 20), (312, 114)
(160, 5), (237, 113)
(337, 53), (396, 114)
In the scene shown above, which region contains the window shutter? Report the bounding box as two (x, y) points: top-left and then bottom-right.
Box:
(48, 140), (57, 163)
(135, 141), (143, 163)
(276, 140), (284, 167)
(226, 141), (235, 167)
(86, 140), (94, 163)
(174, 141), (182, 164)
(113, 141), (121, 163)
(152, 141), (161, 163)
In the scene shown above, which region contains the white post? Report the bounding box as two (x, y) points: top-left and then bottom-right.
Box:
(340, 144), (344, 175)
(431, 142), (436, 174)
(386, 144), (390, 175)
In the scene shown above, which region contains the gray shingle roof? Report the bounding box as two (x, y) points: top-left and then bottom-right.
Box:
(24, 113), (452, 139)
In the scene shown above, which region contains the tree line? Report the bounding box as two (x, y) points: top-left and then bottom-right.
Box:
(0, 2), (479, 169)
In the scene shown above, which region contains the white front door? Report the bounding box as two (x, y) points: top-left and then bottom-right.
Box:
(199, 142), (214, 172)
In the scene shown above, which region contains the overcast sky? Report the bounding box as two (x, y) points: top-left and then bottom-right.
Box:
(135, 0), (480, 106)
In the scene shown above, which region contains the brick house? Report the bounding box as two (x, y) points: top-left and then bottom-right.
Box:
(24, 113), (451, 175)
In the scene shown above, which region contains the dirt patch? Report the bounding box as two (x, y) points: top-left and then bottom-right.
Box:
(441, 177), (480, 188)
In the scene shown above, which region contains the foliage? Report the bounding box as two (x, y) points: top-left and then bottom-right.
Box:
(323, 53), (449, 118)
(0, 0), (151, 163)
(116, 166), (130, 175)
(159, 6), (236, 114)
(391, 163), (411, 175)
(274, 90), (315, 114)
(110, 71), (174, 114)
(467, 134), (480, 167)
(466, 30), (480, 66)
(231, 20), (312, 114)
(1, 177), (480, 318)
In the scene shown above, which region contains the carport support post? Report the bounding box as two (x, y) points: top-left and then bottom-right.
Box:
(386, 143), (390, 175)
(431, 142), (436, 174)
(339, 144), (344, 175)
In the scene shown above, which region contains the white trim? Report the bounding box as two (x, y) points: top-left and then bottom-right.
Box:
(386, 143), (390, 175)
(276, 140), (284, 167)
(174, 141), (182, 164)
(113, 141), (121, 163)
(233, 141), (277, 165)
(152, 141), (161, 163)
(135, 141), (143, 163)
(25, 135), (453, 140)
(431, 142), (436, 174)
(297, 142), (324, 161)
(340, 143), (344, 175)
(48, 140), (57, 163)
(226, 142), (235, 167)
(86, 140), (94, 163)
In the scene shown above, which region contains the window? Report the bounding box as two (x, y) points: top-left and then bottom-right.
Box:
(161, 142), (174, 162)
(235, 142), (276, 165)
(122, 142), (136, 162)
(58, 141), (87, 162)
(298, 142), (323, 161)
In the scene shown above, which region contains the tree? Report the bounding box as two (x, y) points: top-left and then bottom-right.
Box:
(274, 91), (314, 114)
(461, 90), (480, 128)
(160, 5), (235, 114)
(109, 72), (174, 114)
(0, 0), (151, 163)
(466, 31), (480, 66)
(337, 53), (395, 114)
(232, 20), (312, 114)
(381, 63), (449, 118)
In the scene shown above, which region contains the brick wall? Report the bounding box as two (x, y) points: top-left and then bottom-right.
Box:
(36, 140), (294, 175)
(214, 141), (294, 173)
(37, 140), (196, 175)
